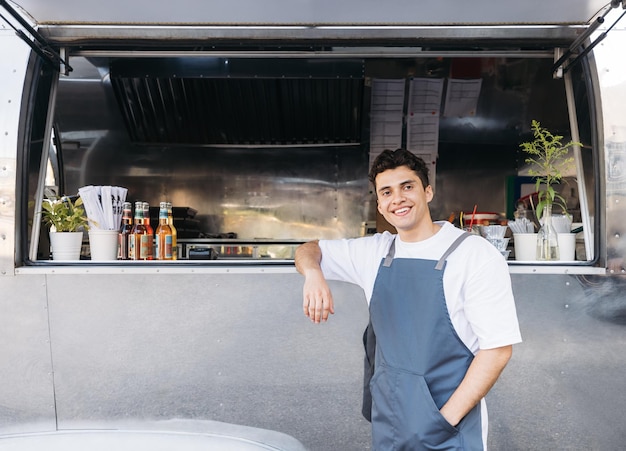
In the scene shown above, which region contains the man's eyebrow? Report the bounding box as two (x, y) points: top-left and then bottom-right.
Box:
(377, 179), (415, 193)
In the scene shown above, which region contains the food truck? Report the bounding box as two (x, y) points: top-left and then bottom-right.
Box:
(1, 0), (625, 449)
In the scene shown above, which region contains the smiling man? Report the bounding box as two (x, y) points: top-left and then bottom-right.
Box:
(295, 148), (522, 450)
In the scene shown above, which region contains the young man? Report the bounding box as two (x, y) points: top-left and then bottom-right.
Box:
(295, 148), (521, 450)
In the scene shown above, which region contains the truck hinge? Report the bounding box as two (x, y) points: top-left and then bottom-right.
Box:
(0, 0), (72, 75)
(552, 2), (625, 78)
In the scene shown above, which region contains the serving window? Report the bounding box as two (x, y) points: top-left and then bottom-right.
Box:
(21, 51), (598, 268)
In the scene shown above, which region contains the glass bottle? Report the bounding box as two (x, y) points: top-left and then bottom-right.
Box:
(129, 201), (149, 260)
(155, 202), (173, 260)
(142, 201), (154, 260)
(166, 202), (178, 260)
(118, 201), (133, 260)
(536, 203), (560, 260)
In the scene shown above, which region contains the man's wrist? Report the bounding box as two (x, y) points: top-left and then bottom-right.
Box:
(440, 406), (461, 427)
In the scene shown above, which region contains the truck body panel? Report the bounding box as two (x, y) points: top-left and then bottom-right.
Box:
(1, 1), (626, 449)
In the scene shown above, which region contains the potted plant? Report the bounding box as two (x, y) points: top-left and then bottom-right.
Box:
(41, 195), (89, 260)
(519, 120), (580, 260)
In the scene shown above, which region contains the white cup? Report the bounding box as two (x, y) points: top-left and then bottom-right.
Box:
(89, 229), (119, 261)
(558, 233), (576, 261)
(513, 233), (538, 261)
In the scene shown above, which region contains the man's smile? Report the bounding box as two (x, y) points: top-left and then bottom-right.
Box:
(393, 206), (411, 216)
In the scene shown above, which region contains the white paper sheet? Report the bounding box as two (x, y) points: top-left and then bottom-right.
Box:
(369, 79), (405, 164)
(443, 78), (482, 117)
(408, 78), (444, 116)
(370, 78), (405, 113)
(79, 185), (128, 230)
(369, 111), (403, 157)
(407, 114), (440, 154)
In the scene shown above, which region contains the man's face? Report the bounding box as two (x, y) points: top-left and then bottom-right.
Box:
(375, 166), (433, 240)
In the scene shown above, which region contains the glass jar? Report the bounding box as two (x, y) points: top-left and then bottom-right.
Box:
(536, 204), (560, 260)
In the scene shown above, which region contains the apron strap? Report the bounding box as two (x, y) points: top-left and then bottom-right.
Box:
(434, 232), (471, 270)
(383, 238), (396, 267)
(382, 231), (471, 270)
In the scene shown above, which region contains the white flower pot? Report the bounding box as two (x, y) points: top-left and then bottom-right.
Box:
(557, 233), (576, 261)
(49, 231), (83, 260)
(513, 232), (576, 261)
(513, 233), (538, 261)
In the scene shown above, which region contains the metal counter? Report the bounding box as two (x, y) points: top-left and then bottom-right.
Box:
(178, 239), (304, 261)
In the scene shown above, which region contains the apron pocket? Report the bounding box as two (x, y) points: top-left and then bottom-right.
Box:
(371, 364), (461, 450)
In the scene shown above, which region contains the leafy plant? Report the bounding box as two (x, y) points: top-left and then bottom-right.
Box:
(41, 196), (89, 232)
(520, 120), (580, 220)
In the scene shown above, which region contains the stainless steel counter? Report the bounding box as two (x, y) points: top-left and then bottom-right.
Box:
(178, 239), (305, 260)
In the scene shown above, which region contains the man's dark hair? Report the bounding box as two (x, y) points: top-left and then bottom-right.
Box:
(368, 148), (430, 190)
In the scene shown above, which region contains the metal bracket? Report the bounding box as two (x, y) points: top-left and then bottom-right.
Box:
(552, 3), (625, 77)
(0, 0), (73, 74)
(553, 48), (564, 79)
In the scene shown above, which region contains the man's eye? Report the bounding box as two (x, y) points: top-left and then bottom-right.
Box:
(404, 184), (413, 191)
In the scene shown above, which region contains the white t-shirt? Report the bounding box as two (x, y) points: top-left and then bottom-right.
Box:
(319, 221), (522, 353)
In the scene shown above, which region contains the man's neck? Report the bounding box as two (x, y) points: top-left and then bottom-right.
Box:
(397, 221), (442, 242)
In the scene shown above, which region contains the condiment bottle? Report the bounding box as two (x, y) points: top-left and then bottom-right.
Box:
(118, 201), (132, 260)
(142, 201), (154, 260)
(129, 201), (149, 260)
(155, 201), (173, 260)
(167, 202), (178, 260)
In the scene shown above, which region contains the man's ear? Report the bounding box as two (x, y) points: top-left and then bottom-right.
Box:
(425, 185), (434, 203)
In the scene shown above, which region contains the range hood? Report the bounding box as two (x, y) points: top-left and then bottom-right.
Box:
(109, 58), (365, 146)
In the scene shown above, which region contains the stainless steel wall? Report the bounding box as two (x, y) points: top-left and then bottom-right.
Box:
(1, 20), (625, 451)
(594, 21), (626, 273)
(491, 274), (626, 450)
(53, 56), (584, 245)
(0, 274), (55, 432)
(1, 271), (625, 450)
(54, 58), (370, 241)
(0, 28), (30, 275)
(19, 271), (372, 450)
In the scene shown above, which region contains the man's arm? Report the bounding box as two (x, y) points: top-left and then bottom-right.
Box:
(439, 345), (513, 426)
(294, 240), (335, 323)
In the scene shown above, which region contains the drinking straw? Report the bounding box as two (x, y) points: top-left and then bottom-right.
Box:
(528, 195), (541, 230)
(469, 204), (477, 232)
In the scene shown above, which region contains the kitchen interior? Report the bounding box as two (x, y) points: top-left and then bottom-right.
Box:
(38, 52), (594, 262)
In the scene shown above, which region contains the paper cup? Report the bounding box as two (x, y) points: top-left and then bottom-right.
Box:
(89, 229), (119, 261)
(558, 233), (576, 261)
(513, 233), (538, 261)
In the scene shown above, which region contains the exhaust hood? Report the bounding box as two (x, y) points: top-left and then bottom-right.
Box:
(109, 57), (365, 146)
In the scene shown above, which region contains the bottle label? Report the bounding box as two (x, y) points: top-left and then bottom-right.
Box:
(156, 234), (173, 260)
(164, 235), (173, 259)
(139, 235), (150, 260)
(129, 234), (136, 260)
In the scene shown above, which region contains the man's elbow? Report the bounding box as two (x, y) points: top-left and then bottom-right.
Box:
(294, 240), (321, 274)
(479, 345), (513, 369)
(494, 345), (513, 368)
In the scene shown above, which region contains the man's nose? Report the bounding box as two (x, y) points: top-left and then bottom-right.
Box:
(390, 189), (404, 203)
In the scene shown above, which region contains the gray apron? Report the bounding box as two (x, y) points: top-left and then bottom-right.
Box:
(369, 233), (483, 450)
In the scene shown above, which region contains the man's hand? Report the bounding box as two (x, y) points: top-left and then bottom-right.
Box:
(295, 241), (335, 323)
(302, 269), (335, 323)
(439, 345), (513, 426)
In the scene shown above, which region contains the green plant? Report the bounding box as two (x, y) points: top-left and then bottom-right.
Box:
(520, 120), (580, 219)
(41, 196), (89, 232)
